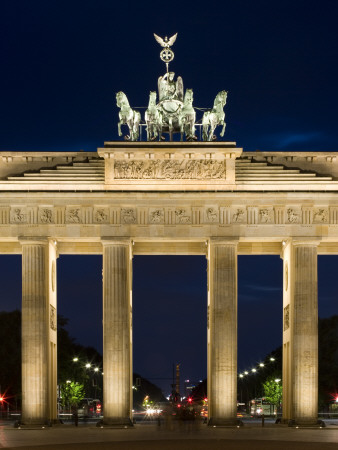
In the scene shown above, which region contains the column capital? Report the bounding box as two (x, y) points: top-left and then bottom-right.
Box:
(292, 239), (321, 247)
(209, 237), (239, 247)
(282, 238), (320, 257)
(19, 236), (50, 246)
(101, 237), (132, 247)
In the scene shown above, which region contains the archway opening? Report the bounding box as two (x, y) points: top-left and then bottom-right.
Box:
(0, 255), (22, 411)
(318, 255), (338, 414)
(57, 255), (103, 414)
(237, 255), (283, 413)
(132, 255), (207, 407)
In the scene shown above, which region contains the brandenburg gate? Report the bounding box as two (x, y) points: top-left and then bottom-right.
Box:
(3, 34), (337, 427)
(1, 142), (338, 426)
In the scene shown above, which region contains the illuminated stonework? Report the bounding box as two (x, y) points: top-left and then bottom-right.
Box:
(1, 142), (337, 425)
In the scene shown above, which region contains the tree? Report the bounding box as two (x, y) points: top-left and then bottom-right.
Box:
(60, 381), (85, 408)
(262, 377), (282, 410)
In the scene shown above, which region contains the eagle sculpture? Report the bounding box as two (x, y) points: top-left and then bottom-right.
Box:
(153, 33), (178, 48)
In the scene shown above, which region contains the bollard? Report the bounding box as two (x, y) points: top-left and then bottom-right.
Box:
(261, 414), (265, 427)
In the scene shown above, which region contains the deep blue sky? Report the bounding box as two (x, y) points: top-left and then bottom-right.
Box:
(0, 1), (338, 395)
(1, 0), (338, 151)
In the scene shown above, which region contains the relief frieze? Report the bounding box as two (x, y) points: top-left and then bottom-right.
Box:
(10, 207), (27, 223)
(114, 159), (226, 180)
(232, 208), (246, 223)
(1, 204), (338, 226)
(313, 208), (328, 223)
(66, 208), (82, 224)
(39, 208), (54, 224)
(205, 207), (218, 223)
(94, 208), (109, 223)
(175, 209), (191, 224)
(259, 208), (274, 224)
(121, 208), (137, 224)
(149, 209), (164, 224)
(286, 208), (300, 224)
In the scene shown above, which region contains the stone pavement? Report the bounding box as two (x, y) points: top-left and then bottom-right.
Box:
(0, 423), (338, 450)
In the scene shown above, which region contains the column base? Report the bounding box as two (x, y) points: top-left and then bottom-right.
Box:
(288, 419), (325, 428)
(14, 419), (53, 429)
(208, 417), (243, 427)
(98, 418), (133, 428)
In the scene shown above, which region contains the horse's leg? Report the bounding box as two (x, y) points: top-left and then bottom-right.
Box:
(202, 123), (208, 141)
(169, 118), (173, 142)
(220, 121), (226, 137)
(209, 121), (217, 141)
(180, 117), (184, 141)
(118, 120), (123, 137)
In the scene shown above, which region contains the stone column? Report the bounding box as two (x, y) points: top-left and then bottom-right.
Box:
(207, 240), (238, 425)
(282, 240), (318, 425)
(21, 239), (57, 425)
(102, 239), (132, 426)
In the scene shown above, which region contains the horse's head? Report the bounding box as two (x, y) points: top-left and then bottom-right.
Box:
(214, 90), (228, 108)
(184, 89), (194, 105)
(148, 91), (157, 107)
(116, 91), (128, 108)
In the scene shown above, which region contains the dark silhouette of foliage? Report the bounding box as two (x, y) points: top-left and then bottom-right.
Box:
(132, 373), (167, 409)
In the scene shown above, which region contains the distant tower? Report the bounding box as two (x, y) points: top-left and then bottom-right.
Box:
(176, 363), (180, 396)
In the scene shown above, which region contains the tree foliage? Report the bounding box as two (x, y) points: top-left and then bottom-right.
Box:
(60, 381), (85, 407)
(262, 378), (282, 406)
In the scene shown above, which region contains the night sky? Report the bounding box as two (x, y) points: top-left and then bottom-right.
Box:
(1, 1), (338, 395)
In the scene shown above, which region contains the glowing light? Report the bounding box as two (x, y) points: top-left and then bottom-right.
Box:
(252, 369), (257, 373)
(270, 357), (275, 361)
(73, 357), (79, 362)
(244, 371), (249, 375)
(94, 367), (99, 372)
(259, 363), (264, 367)
(85, 363), (91, 368)
(66, 380), (71, 384)
(239, 374), (244, 378)
(275, 378), (281, 383)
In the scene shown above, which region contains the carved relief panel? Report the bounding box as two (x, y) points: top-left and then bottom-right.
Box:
(114, 159), (226, 180)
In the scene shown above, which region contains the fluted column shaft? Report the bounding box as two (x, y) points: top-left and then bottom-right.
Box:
(283, 241), (318, 425)
(208, 241), (238, 425)
(102, 240), (132, 425)
(21, 240), (57, 424)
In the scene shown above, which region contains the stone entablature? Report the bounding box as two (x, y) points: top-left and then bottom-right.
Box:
(0, 144), (338, 191)
(0, 203), (336, 226)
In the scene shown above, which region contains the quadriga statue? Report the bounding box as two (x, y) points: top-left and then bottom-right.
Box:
(116, 91), (141, 141)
